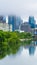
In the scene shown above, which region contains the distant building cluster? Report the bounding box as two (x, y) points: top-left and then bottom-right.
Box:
(0, 15), (22, 31)
(21, 16), (37, 35)
(0, 15), (37, 34)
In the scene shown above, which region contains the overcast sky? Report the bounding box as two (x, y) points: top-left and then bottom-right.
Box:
(0, 0), (37, 23)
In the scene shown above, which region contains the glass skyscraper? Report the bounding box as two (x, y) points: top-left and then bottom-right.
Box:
(8, 16), (22, 31)
(15, 17), (22, 31)
(8, 16), (16, 31)
(29, 16), (35, 28)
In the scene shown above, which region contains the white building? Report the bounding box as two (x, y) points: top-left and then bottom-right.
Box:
(0, 23), (12, 31)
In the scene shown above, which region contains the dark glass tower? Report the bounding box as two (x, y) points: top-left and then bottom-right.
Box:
(8, 16), (22, 31)
(8, 16), (16, 31)
(29, 16), (35, 28)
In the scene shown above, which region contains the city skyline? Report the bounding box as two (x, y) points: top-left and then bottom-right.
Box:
(6, 16), (37, 24)
(0, 0), (37, 24)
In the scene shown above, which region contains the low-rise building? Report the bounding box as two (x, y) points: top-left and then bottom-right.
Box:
(0, 22), (12, 31)
(20, 22), (32, 32)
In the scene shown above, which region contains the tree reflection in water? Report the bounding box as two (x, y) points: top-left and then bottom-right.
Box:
(0, 40), (36, 59)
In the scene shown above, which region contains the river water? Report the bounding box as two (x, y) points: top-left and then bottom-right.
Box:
(0, 41), (37, 65)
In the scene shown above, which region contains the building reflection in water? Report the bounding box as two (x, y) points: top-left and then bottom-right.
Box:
(34, 41), (37, 45)
(29, 46), (35, 55)
(24, 41), (37, 55)
(29, 41), (36, 55)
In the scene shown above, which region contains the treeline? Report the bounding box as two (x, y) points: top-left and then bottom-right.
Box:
(16, 31), (32, 39)
(0, 30), (32, 42)
(0, 30), (32, 59)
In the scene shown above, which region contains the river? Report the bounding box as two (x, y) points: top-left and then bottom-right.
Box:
(0, 41), (37, 65)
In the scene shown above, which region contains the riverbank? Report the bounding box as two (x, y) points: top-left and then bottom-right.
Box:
(0, 30), (33, 59)
(20, 38), (32, 41)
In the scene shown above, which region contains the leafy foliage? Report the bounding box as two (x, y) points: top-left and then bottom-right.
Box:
(0, 30), (32, 59)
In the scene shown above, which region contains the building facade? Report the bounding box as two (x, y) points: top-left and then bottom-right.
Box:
(0, 23), (12, 31)
(0, 16), (6, 23)
(0, 16), (12, 31)
(21, 22), (32, 32)
(8, 16), (16, 31)
(15, 17), (23, 31)
(8, 16), (22, 31)
(29, 16), (35, 28)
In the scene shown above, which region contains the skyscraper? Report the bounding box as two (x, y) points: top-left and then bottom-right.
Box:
(29, 16), (35, 28)
(15, 17), (23, 31)
(8, 15), (22, 31)
(0, 16), (6, 23)
(3, 16), (6, 23)
(8, 15), (16, 31)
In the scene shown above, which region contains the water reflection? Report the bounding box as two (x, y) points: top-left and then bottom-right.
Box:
(29, 46), (35, 55)
(0, 41), (37, 59)
(0, 41), (37, 65)
(9, 46), (23, 58)
(23, 41), (36, 55)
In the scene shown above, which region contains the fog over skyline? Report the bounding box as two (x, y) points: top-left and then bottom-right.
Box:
(0, 0), (37, 24)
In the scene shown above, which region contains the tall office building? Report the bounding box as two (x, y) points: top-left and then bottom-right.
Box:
(3, 16), (6, 23)
(8, 16), (16, 31)
(15, 17), (23, 31)
(0, 16), (6, 23)
(29, 16), (35, 28)
(8, 15), (22, 31)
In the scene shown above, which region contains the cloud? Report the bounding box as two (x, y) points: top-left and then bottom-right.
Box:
(0, 0), (37, 23)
